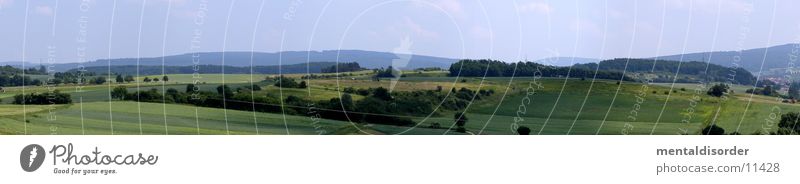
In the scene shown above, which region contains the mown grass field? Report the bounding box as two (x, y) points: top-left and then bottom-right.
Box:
(0, 101), (349, 135)
(2, 73), (799, 135)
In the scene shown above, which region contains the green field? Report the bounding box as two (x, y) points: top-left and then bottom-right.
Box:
(136, 74), (269, 84)
(1, 73), (798, 135)
(0, 101), (349, 135)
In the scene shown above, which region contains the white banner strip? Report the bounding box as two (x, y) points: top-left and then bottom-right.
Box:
(1, 136), (797, 184)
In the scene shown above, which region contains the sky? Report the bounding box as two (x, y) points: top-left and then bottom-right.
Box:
(1, 0), (799, 64)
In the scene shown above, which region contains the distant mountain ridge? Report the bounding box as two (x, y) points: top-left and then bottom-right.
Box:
(1, 50), (458, 72)
(573, 58), (756, 85)
(2, 44), (798, 74)
(70, 62), (339, 76)
(652, 43), (800, 74)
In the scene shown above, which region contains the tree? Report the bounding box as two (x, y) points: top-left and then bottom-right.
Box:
(449, 59), (636, 82)
(250, 84), (262, 91)
(166, 88), (180, 102)
(38, 65), (47, 74)
(372, 87), (392, 101)
(93, 76), (106, 84)
(115, 75), (124, 83)
(274, 75), (299, 88)
(153, 78), (160, 82)
(701, 124), (725, 135)
(454, 112), (468, 133)
(778, 112), (800, 134)
(217, 85), (233, 99)
(162, 75), (169, 82)
(111, 86), (128, 100)
(375, 66), (398, 78)
(31, 79), (42, 86)
(143, 77), (151, 82)
(789, 82), (800, 99)
(706, 83), (729, 97)
(124, 75), (135, 83)
(186, 83), (197, 93)
(340, 93), (354, 111)
(298, 81), (308, 88)
(517, 126), (531, 135)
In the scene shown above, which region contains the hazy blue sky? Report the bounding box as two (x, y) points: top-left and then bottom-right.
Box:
(1, 0), (799, 63)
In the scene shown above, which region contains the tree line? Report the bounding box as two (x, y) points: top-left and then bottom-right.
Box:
(573, 59), (756, 85)
(320, 62), (363, 73)
(12, 90), (72, 105)
(448, 59), (634, 81)
(111, 81), (493, 129)
(0, 65), (48, 87)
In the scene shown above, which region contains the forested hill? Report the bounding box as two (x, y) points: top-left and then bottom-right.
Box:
(69, 62), (338, 76)
(22, 50), (458, 72)
(652, 43), (800, 73)
(448, 59), (634, 81)
(572, 59), (756, 85)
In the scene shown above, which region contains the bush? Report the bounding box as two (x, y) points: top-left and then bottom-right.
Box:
(186, 83), (197, 93)
(707, 83), (729, 97)
(93, 76), (106, 84)
(374, 66), (399, 78)
(772, 128), (797, 135)
(111, 86), (128, 100)
(517, 126), (531, 135)
(454, 112), (468, 128)
(356, 88), (370, 96)
(701, 124), (725, 135)
(455, 87), (478, 100)
(778, 112), (800, 134)
(127, 88), (163, 103)
(250, 84), (262, 91)
(13, 90), (72, 104)
(274, 75), (300, 88)
(343, 87), (356, 94)
(372, 87), (392, 100)
(124, 75), (135, 83)
(299, 81), (308, 89)
(216, 85), (233, 99)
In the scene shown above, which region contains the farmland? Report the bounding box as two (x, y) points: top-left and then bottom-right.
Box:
(1, 71), (797, 135)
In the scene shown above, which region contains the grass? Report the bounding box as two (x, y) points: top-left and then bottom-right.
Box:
(136, 74), (270, 84)
(0, 101), (352, 135)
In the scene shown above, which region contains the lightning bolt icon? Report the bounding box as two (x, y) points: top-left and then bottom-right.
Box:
(29, 147), (37, 167)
